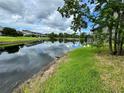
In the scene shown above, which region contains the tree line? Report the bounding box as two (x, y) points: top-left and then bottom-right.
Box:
(0, 27), (92, 43)
(1, 27), (81, 38)
(48, 32), (81, 39)
(1, 27), (23, 36)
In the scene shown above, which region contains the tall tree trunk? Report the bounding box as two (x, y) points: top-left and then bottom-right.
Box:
(108, 26), (113, 54)
(114, 27), (118, 55)
(119, 37), (124, 55)
(117, 10), (123, 55)
(117, 30), (121, 55)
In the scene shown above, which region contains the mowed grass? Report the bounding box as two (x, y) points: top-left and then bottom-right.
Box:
(41, 48), (110, 93)
(0, 36), (48, 42)
(15, 47), (124, 93)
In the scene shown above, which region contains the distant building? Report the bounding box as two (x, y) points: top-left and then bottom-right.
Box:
(21, 30), (33, 36)
(21, 30), (47, 37)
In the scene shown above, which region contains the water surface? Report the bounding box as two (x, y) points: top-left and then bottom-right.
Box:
(0, 40), (82, 93)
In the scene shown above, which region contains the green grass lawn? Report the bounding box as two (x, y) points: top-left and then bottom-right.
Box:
(0, 36), (48, 42)
(14, 47), (124, 93)
(41, 48), (110, 93)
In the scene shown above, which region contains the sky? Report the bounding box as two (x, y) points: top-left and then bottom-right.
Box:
(0, 0), (92, 34)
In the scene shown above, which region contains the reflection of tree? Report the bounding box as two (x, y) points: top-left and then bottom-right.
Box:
(0, 44), (24, 54)
(58, 38), (64, 43)
(80, 39), (84, 45)
(0, 40), (85, 55)
(4, 45), (20, 53)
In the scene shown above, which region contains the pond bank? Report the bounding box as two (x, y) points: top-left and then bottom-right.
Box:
(13, 56), (67, 93)
(0, 37), (50, 48)
(0, 36), (49, 46)
(13, 47), (124, 93)
(0, 36), (42, 42)
(0, 40), (78, 93)
(0, 36), (82, 47)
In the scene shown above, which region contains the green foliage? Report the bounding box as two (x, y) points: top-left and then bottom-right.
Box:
(58, 0), (88, 31)
(93, 29), (108, 48)
(80, 32), (86, 38)
(48, 32), (58, 39)
(48, 32), (81, 39)
(2, 27), (18, 37)
(58, 0), (124, 55)
(58, 33), (64, 38)
(2, 27), (23, 37)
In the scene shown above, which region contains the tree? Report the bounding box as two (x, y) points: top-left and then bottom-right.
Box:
(2, 27), (18, 37)
(94, 0), (124, 55)
(48, 32), (58, 39)
(59, 33), (64, 38)
(58, 0), (124, 55)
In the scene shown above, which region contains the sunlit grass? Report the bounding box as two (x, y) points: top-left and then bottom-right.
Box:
(41, 47), (110, 93)
(0, 36), (46, 42)
(14, 47), (124, 93)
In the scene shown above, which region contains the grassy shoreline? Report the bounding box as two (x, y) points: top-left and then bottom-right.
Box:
(13, 47), (124, 93)
(0, 36), (81, 42)
(0, 36), (49, 42)
(0, 36), (49, 47)
(0, 36), (82, 47)
(41, 47), (109, 93)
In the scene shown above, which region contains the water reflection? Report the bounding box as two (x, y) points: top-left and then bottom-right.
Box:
(0, 39), (84, 54)
(0, 44), (24, 54)
(0, 40), (82, 93)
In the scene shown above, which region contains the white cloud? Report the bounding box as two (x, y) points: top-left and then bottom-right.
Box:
(42, 11), (72, 31)
(0, 0), (74, 33)
(12, 15), (22, 22)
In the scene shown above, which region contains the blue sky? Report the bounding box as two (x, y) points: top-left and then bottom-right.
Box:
(81, 0), (96, 32)
(0, 0), (94, 34)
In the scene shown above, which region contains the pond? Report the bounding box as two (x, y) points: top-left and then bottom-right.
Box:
(0, 40), (83, 93)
